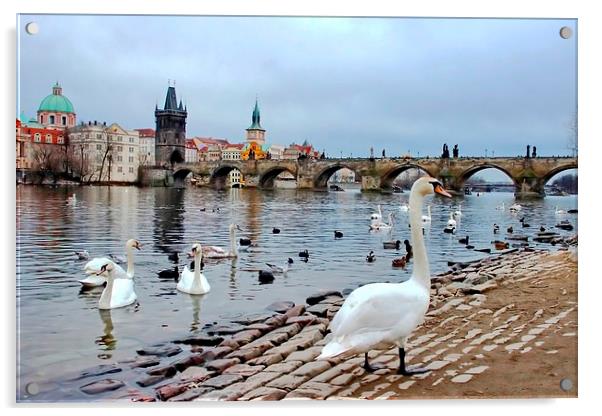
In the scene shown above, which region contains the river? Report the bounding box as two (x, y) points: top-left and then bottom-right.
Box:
(15, 184), (577, 399)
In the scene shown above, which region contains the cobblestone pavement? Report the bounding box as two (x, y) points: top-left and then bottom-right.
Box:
(73, 248), (577, 401)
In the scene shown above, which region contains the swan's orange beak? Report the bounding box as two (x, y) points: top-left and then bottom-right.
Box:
(434, 184), (452, 198)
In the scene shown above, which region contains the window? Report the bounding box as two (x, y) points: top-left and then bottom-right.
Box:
(85, 143), (89, 149)
(117, 155), (122, 162)
(34, 133), (41, 143)
(96, 144), (102, 150)
(128, 156), (134, 163)
(118, 136), (123, 142)
(129, 137), (134, 143)
(129, 167), (134, 173)
(117, 146), (123, 152)
(57, 137), (64, 144)
(45, 135), (53, 143)
(62, 116), (67, 125)
(96, 134), (101, 139)
(96, 155), (102, 162)
(129, 147), (134, 153)
(40, 115), (44, 124)
(49, 115), (55, 124)
(117, 166), (123, 172)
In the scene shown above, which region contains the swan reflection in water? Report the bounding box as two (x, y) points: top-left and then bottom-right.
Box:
(96, 309), (116, 351)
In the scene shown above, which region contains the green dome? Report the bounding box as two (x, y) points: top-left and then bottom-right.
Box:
(38, 94), (74, 113)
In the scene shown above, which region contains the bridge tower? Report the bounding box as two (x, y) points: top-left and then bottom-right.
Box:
(155, 84), (187, 166)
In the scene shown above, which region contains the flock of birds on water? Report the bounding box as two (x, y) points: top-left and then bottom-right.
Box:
(68, 177), (576, 376)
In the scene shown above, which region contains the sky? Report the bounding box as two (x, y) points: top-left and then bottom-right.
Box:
(18, 15), (577, 164)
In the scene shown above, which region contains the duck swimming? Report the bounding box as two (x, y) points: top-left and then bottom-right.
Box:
(334, 230), (344, 239)
(317, 177), (452, 375)
(392, 256), (407, 268)
(366, 251), (376, 263)
(383, 240), (401, 250)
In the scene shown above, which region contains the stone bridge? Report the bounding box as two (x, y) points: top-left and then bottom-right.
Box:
(141, 156), (577, 198)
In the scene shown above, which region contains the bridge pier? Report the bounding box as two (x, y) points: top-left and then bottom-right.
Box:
(361, 175), (381, 192)
(139, 167), (174, 187)
(514, 176), (546, 199)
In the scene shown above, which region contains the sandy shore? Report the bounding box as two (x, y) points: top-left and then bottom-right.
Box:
(32, 246), (577, 401)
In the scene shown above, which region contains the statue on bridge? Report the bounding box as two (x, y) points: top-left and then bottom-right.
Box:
(382, 149), (386, 158)
(532, 146), (537, 158)
(452, 144), (459, 158)
(526, 145), (531, 159)
(442, 143), (450, 159)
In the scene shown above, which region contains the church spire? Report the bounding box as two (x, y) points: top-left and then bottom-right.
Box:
(164, 86), (178, 110)
(248, 98), (263, 130)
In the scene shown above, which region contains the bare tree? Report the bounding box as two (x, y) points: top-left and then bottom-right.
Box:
(96, 129), (113, 183)
(30, 144), (62, 181)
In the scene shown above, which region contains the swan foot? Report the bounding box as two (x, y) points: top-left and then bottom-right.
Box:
(396, 347), (430, 376)
(363, 353), (387, 373)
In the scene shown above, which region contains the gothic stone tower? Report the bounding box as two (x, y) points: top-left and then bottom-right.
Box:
(155, 86), (187, 166)
(245, 99), (265, 145)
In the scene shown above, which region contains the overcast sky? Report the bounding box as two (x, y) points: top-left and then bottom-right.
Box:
(18, 15), (576, 160)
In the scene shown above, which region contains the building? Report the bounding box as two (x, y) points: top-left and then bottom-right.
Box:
(282, 141), (320, 160)
(241, 99), (268, 160)
(221, 144), (245, 160)
(68, 121), (140, 183)
(267, 144), (285, 160)
(185, 139), (199, 163)
(155, 85), (187, 166)
(36, 82), (77, 128)
(135, 128), (155, 166)
(16, 119), (32, 175)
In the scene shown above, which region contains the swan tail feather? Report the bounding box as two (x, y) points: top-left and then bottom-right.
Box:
(316, 340), (351, 360)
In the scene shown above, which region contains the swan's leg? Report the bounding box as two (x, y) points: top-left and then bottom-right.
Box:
(397, 347), (429, 376)
(363, 352), (387, 372)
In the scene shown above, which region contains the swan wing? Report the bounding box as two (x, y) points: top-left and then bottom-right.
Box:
(110, 278), (137, 308)
(78, 274), (106, 288)
(331, 283), (427, 336)
(266, 263), (282, 273)
(84, 257), (126, 277)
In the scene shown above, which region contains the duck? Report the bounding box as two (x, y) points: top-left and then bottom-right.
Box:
(493, 240), (509, 250)
(539, 226), (546, 232)
(317, 176), (452, 375)
(258, 270), (275, 284)
(158, 266), (179, 280)
(95, 261), (137, 309)
(459, 235), (469, 245)
(298, 249), (309, 259)
(447, 212), (457, 228)
(168, 252), (179, 262)
(203, 224), (242, 259)
(272, 227), (281, 234)
(177, 243), (210, 295)
(266, 258), (294, 274)
(404, 239), (413, 260)
(555, 206), (567, 215)
(239, 238), (253, 246)
(443, 225), (455, 234)
(453, 204), (462, 218)
(507, 226), (513, 234)
(383, 240), (402, 250)
(366, 251), (376, 263)
(75, 250), (90, 261)
(493, 224), (500, 234)
(334, 230), (344, 239)
(519, 217), (531, 228)
(392, 256), (407, 268)
(79, 239), (141, 288)
(465, 244), (475, 250)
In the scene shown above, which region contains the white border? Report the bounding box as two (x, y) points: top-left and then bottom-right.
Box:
(3, 1), (600, 415)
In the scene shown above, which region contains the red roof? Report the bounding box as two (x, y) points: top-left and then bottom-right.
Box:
(135, 128), (155, 137)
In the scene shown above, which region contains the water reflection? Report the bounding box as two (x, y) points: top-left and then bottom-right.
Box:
(95, 309), (116, 351)
(188, 294), (204, 333)
(153, 188), (186, 254)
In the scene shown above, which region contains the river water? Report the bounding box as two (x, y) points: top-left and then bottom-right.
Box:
(16, 184), (577, 399)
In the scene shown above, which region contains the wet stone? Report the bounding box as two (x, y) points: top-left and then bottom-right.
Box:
(272, 323), (302, 337)
(231, 329), (262, 344)
(204, 323), (246, 336)
(223, 364), (265, 377)
(225, 347), (265, 362)
(284, 304), (306, 319)
(231, 313), (275, 325)
(306, 290), (343, 305)
(218, 339), (240, 349)
(285, 381), (341, 399)
(156, 383), (188, 401)
(245, 323), (274, 333)
(146, 364), (177, 377)
(137, 343), (182, 357)
(265, 361), (304, 373)
(176, 366), (213, 383)
(306, 303), (331, 318)
(267, 374), (309, 391)
(246, 353), (283, 366)
(72, 364), (122, 380)
(200, 374), (244, 389)
(80, 379), (125, 395)
(266, 301), (295, 313)
(241, 387), (288, 401)
(170, 387), (214, 402)
(136, 374), (167, 388)
(205, 358), (240, 373)
(264, 314), (288, 327)
(171, 354), (205, 372)
(198, 346), (233, 361)
(291, 361), (332, 378)
(286, 315), (317, 327)
(129, 356), (161, 369)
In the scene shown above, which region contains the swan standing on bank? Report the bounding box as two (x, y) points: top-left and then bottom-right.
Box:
(203, 224), (241, 259)
(79, 239), (141, 288)
(317, 176), (452, 375)
(177, 243), (211, 295)
(96, 261), (138, 309)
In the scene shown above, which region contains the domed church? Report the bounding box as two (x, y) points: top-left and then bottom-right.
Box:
(36, 82), (76, 128)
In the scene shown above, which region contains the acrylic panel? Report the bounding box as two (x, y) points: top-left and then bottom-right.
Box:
(16, 14), (578, 402)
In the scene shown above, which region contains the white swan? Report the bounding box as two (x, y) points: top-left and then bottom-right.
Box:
(96, 261), (137, 310)
(447, 211), (457, 228)
(266, 258), (294, 274)
(317, 176), (452, 375)
(453, 204), (462, 218)
(177, 243), (211, 295)
(399, 202), (409, 212)
(509, 203), (522, 212)
(370, 205), (384, 228)
(203, 224), (241, 259)
(421, 205), (431, 223)
(370, 212), (394, 231)
(555, 206), (567, 215)
(79, 239), (141, 288)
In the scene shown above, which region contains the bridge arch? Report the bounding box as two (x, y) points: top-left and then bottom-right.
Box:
(209, 164), (242, 189)
(456, 164), (517, 188)
(380, 164), (436, 191)
(259, 167), (297, 189)
(313, 164), (359, 189)
(173, 168), (193, 188)
(541, 162), (578, 186)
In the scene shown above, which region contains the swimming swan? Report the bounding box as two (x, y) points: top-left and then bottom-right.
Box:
(317, 176), (451, 375)
(177, 243), (211, 295)
(79, 239), (141, 288)
(96, 261), (137, 310)
(203, 224), (241, 259)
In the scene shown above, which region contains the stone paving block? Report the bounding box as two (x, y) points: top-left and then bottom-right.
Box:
(285, 348), (321, 362)
(267, 343), (298, 358)
(265, 360), (304, 374)
(205, 358), (240, 373)
(285, 381), (341, 399)
(240, 387), (288, 401)
(266, 374), (309, 391)
(291, 361), (332, 378)
(330, 373), (356, 386)
(272, 323), (302, 337)
(200, 374), (243, 389)
(241, 370), (282, 390)
(310, 364), (346, 383)
(333, 381), (361, 397)
(222, 364), (265, 377)
(246, 353), (283, 366)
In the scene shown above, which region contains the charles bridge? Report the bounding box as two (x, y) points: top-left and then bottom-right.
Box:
(140, 156), (577, 198)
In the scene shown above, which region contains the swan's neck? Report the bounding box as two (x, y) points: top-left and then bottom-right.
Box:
(409, 192), (430, 290)
(126, 246), (134, 276)
(230, 228), (238, 256)
(99, 276), (115, 308)
(193, 252), (202, 284)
